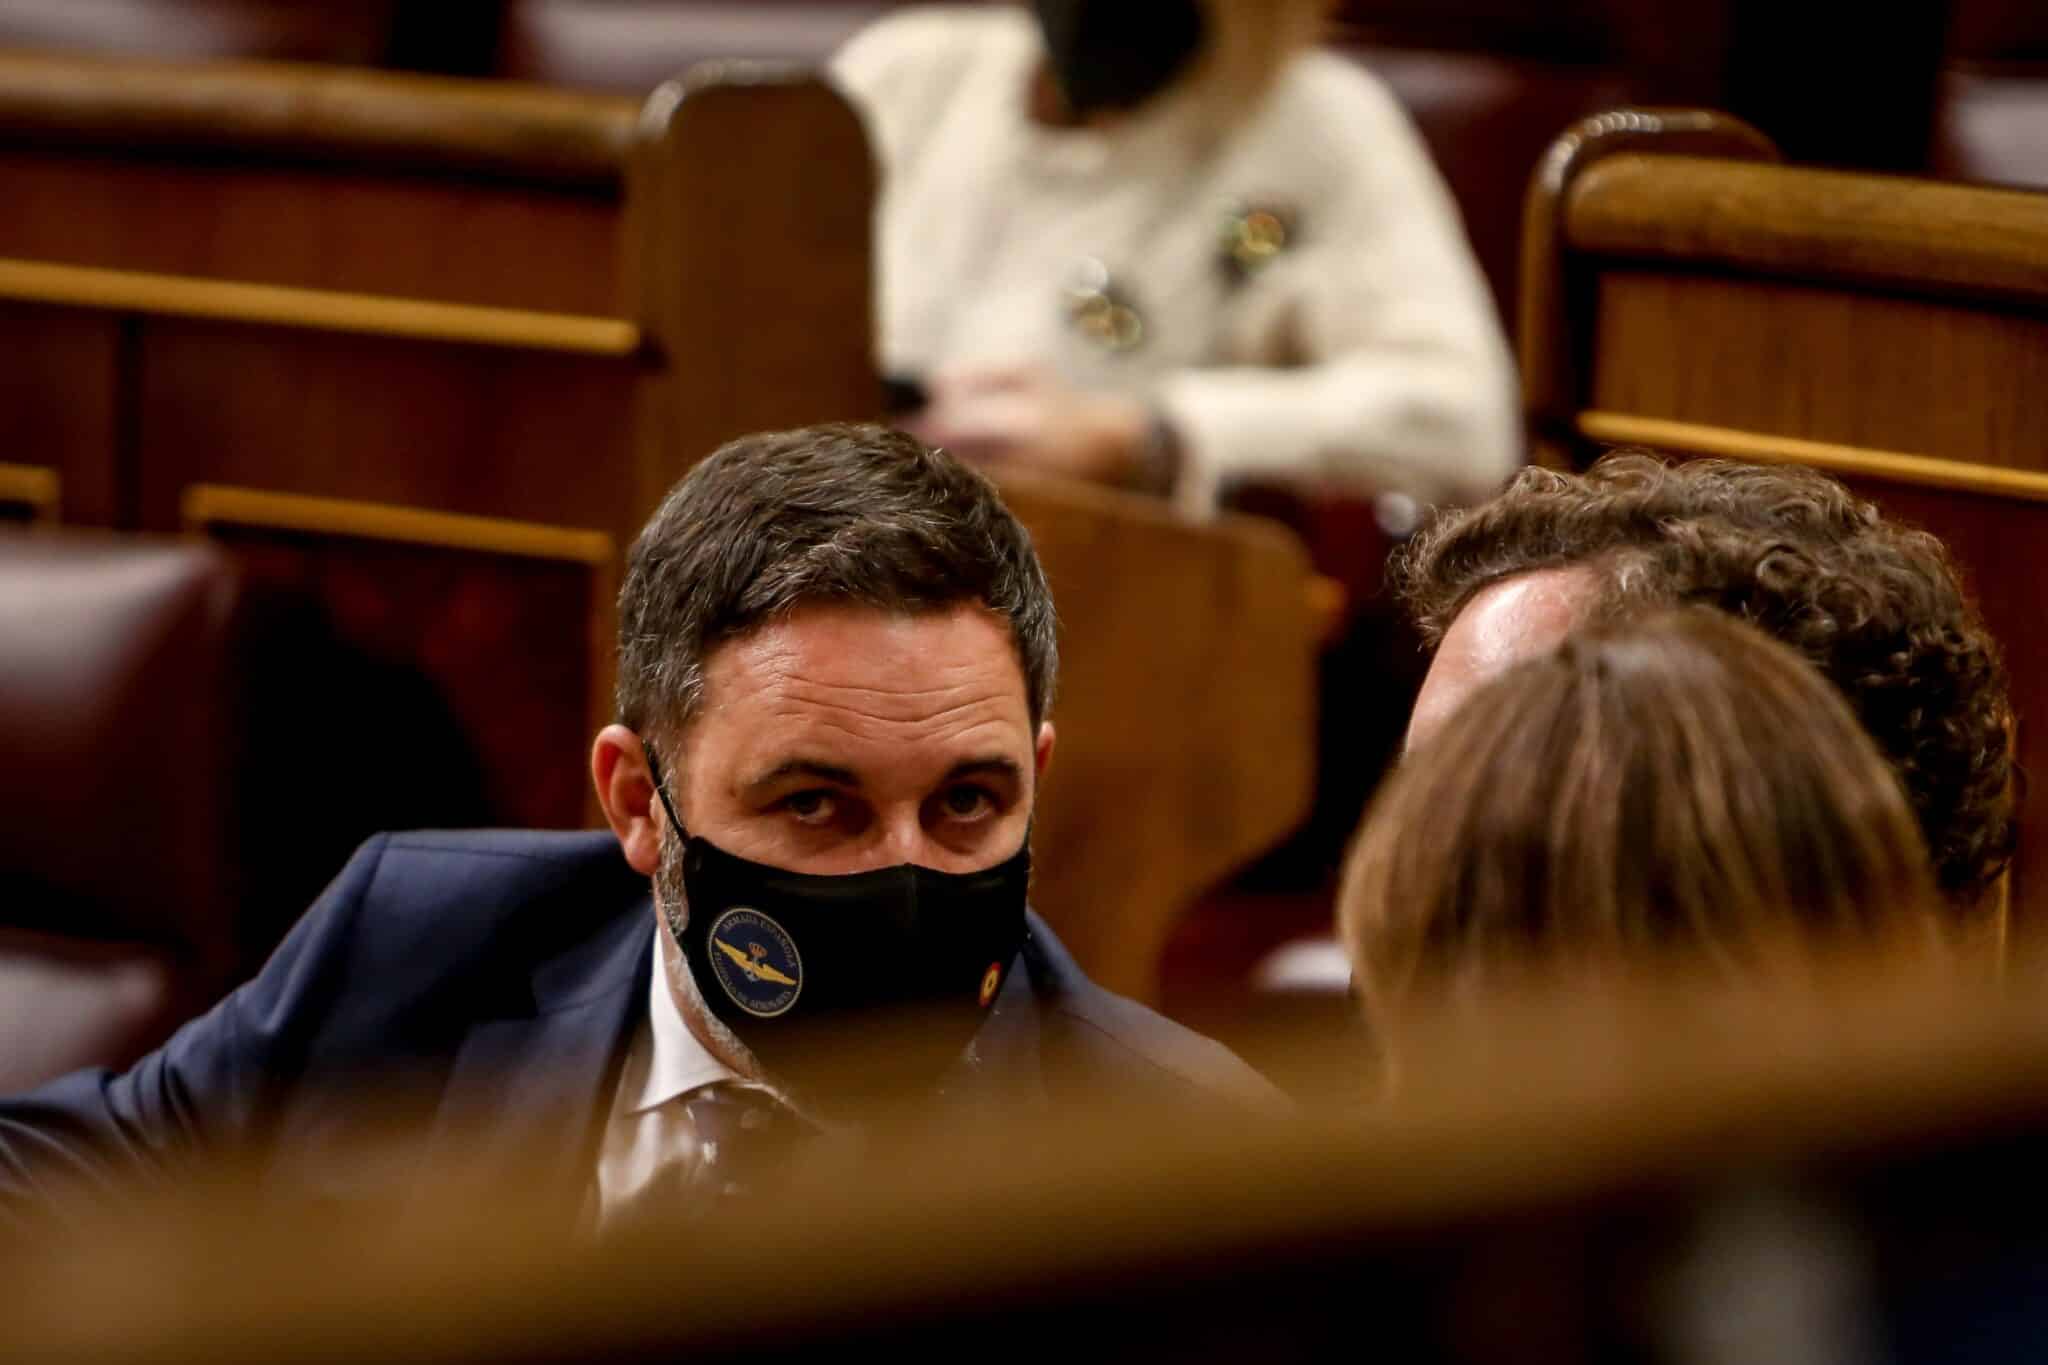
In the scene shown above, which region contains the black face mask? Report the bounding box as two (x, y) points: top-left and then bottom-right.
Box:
(1032, 0), (1207, 117)
(645, 748), (1030, 1110)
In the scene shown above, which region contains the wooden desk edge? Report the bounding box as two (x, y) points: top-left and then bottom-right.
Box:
(182, 485), (618, 566)
(0, 258), (643, 357)
(1578, 412), (2048, 506)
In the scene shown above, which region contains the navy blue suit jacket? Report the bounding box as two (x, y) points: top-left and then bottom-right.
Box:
(0, 831), (1274, 1214)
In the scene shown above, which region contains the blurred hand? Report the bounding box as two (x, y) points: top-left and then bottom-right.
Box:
(902, 365), (1155, 491)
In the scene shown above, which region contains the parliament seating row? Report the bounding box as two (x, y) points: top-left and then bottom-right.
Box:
(0, 0), (1987, 326)
(2, 5), (1981, 973)
(13, 55), (2048, 1078)
(7, 7), (2026, 936)
(0, 52), (1325, 1062)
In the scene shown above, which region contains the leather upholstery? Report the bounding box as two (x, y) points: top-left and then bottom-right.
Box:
(0, 532), (245, 1089)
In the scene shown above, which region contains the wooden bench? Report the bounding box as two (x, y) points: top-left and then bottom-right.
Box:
(1522, 108), (2048, 934)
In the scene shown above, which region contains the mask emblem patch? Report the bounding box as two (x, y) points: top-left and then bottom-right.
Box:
(707, 908), (803, 1017)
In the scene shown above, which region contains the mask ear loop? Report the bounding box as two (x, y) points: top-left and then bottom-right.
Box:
(640, 740), (692, 845)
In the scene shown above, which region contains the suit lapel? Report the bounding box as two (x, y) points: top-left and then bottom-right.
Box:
(415, 903), (655, 1220)
(413, 901), (1058, 1196)
(934, 914), (1054, 1115)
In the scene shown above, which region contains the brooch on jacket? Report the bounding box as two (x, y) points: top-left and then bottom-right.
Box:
(1063, 256), (1146, 354)
(1220, 201), (1296, 283)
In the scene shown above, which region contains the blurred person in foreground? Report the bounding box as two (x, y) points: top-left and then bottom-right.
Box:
(0, 423), (1274, 1229)
(833, 0), (1517, 515)
(1396, 453), (2013, 917)
(1340, 610), (1946, 1071)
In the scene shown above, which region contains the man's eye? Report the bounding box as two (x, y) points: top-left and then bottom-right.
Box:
(784, 791), (837, 825)
(941, 785), (995, 821)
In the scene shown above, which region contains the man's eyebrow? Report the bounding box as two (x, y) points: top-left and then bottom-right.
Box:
(740, 759), (862, 793)
(942, 757), (1025, 785)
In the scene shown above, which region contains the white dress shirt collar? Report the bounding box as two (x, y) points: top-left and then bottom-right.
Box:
(626, 930), (741, 1116)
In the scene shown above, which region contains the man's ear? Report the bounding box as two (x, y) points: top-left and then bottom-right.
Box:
(1034, 720), (1056, 783)
(592, 724), (662, 876)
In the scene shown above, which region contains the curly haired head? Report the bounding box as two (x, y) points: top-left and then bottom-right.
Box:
(1392, 451), (2014, 904)
(1341, 609), (1941, 1023)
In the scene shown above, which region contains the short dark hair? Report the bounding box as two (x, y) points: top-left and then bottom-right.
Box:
(616, 423), (1058, 752)
(1393, 451), (2015, 904)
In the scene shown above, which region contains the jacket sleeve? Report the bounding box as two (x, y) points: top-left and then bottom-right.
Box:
(0, 835), (390, 1220)
(1156, 59), (1521, 515)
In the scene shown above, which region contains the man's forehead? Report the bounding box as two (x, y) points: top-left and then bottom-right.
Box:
(1405, 565), (1600, 754)
(706, 602), (1024, 694)
(1443, 566), (1600, 671)
(686, 602), (1033, 754)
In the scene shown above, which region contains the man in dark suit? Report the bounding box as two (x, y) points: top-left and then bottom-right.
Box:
(0, 423), (1273, 1225)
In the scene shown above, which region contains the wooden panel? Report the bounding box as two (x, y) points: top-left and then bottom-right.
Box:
(185, 486), (615, 832)
(132, 320), (645, 537)
(0, 149), (624, 315)
(1589, 269), (2048, 469)
(0, 302), (120, 524)
(1000, 475), (1320, 1004)
(1575, 415), (2048, 933)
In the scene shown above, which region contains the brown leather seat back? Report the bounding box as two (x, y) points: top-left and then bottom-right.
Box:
(0, 531), (245, 1089)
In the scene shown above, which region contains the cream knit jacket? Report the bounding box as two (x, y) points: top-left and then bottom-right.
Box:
(832, 5), (1521, 515)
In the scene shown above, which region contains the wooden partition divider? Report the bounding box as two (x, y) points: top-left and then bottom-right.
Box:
(0, 51), (1324, 998)
(998, 474), (1322, 1003)
(11, 936), (2048, 1363)
(1521, 110), (2048, 931)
